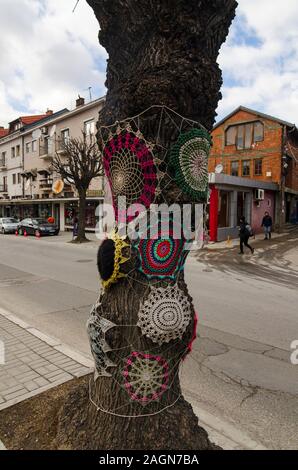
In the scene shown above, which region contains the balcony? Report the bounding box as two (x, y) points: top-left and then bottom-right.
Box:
(0, 158), (7, 171)
(39, 138), (55, 159)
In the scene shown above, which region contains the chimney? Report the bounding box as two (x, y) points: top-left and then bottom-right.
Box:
(76, 95), (85, 107)
(46, 109), (53, 115)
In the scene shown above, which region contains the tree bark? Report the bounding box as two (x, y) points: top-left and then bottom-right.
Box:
(75, 189), (89, 243)
(55, 0), (237, 450)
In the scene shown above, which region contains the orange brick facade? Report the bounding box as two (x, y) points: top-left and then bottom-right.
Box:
(209, 109), (283, 186)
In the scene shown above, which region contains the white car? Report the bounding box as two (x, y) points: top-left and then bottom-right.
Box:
(0, 217), (19, 234)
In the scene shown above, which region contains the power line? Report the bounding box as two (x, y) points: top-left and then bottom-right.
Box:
(72, 0), (80, 13)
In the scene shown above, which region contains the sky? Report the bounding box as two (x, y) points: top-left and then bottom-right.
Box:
(0, 0), (297, 127)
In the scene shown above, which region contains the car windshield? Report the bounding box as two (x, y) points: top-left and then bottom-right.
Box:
(3, 218), (17, 223)
(32, 219), (48, 225)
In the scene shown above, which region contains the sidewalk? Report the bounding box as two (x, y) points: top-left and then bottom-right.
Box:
(0, 308), (268, 450)
(0, 309), (93, 413)
(205, 230), (290, 251)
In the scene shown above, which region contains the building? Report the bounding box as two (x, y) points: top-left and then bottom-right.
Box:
(208, 106), (298, 241)
(0, 96), (105, 231)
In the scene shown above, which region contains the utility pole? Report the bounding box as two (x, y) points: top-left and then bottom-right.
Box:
(279, 126), (288, 233)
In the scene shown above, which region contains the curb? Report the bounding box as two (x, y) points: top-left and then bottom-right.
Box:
(0, 308), (94, 369)
(185, 396), (267, 450)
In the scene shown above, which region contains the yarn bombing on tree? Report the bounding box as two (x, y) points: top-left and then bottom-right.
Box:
(137, 285), (191, 345)
(123, 351), (169, 405)
(133, 216), (191, 281)
(97, 229), (130, 289)
(103, 127), (157, 222)
(171, 128), (212, 200)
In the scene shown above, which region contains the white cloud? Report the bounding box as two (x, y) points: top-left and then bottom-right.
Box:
(0, 0), (107, 126)
(0, 0), (297, 128)
(217, 0), (298, 124)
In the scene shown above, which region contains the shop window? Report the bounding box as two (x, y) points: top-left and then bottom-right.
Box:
(242, 160), (250, 176)
(231, 161), (239, 176)
(254, 159), (263, 176)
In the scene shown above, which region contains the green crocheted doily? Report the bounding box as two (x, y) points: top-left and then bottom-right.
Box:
(171, 128), (212, 200)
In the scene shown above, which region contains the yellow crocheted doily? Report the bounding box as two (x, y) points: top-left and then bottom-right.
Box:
(102, 229), (130, 289)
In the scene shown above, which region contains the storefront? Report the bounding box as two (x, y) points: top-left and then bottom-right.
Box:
(208, 173), (278, 242)
(0, 198), (103, 231)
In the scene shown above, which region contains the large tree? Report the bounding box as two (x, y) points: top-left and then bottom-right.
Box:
(55, 0), (237, 450)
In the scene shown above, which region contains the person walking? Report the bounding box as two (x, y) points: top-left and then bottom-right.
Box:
(261, 211), (273, 240)
(239, 216), (254, 255)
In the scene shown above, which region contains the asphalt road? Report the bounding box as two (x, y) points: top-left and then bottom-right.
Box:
(0, 230), (297, 449)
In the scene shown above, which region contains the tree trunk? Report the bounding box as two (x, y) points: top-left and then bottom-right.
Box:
(55, 0), (237, 450)
(75, 190), (88, 243)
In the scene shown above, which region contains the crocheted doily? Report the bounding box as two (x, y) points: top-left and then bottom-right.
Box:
(171, 128), (211, 200)
(99, 229), (130, 289)
(103, 128), (157, 222)
(137, 285), (191, 345)
(134, 215), (190, 280)
(122, 352), (169, 405)
(86, 308), (117, 378)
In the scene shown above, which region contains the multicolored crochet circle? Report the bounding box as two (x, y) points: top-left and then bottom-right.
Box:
(123, 352), (169, 405)
(134, 220), (190, 280)
(171, 128), (212, 200)
(103, 131), (157, 222)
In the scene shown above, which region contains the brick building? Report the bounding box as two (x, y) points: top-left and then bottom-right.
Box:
(208, 106), (298, 241)
(0, 96), (105, 231)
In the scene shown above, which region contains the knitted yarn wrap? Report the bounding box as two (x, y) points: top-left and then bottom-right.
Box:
(171, 128), (211, 200)
(122, 351), (169, 405)
(103, 127), (157, 222)
(99, 230), (130, 289)
(137, 285), (191, 345)
(133, 215), (190, 281)
(86, 306), (117, 378)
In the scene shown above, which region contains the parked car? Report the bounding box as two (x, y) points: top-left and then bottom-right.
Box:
(17, 218), (59, 237)
(0, 217), (19, 234)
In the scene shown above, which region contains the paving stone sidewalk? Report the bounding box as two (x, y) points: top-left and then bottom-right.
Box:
(0, 313), (93, 411)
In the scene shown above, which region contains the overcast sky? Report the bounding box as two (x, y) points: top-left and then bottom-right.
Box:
(0, 0), (297, 127)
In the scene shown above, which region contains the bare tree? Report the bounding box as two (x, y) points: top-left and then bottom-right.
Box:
(52, 132), (103, 243)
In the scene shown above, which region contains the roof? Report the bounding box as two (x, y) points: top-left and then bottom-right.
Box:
(214, 106), (296, 130)
(20, 115), (48, 125)
(0, 128), (8, 138)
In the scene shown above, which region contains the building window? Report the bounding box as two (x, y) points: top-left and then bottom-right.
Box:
(61, 128), (70, 144)
(32, 140), (37, 152)
(16, 145), (20, 157)
(254, 122), (264, 142)
(84, 119), (95, 136)
(254, 159), (263, 176)
(226, 126), (237, 145)
(12, 174), (16, 185)
(17, 173), (21, 184)
(242, 160), (250, 176)
(26, 143), (30, 153)
(1, 151), (6, 164)
(11, 147), (15, 158)
(231, 161), (239, 176)
(225, 121), (264, 149)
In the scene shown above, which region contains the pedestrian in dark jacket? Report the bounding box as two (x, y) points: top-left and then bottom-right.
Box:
(261, 211), (272, 240)
(239, 216), (254, 255)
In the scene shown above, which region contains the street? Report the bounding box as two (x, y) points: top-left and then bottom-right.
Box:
(0, 230), (298, 449)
